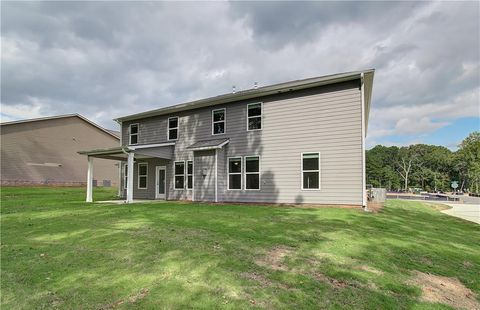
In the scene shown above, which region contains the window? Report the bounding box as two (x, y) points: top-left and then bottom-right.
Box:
(174, 161), (185, 189)
(247, 103), (262, 131)
(212, 108), (226, 135)
(138, 163), (148, 189)
(302, 153), (320, 190)
(129, 124), (138, 145)
(124, 164), (128, 189)
(168, 117), (179, 140)
(245, 156), (260, 190)
(228, 157), (242, 190)
(187, 160), (193, 189)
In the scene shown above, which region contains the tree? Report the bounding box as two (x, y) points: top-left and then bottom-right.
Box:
(455, 131), (480, 193)
(396, 147), (418, 191)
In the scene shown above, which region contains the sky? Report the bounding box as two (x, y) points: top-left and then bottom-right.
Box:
(1, 1), (479, 149)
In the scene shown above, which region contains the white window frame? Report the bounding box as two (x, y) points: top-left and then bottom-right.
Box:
(244, 155), (261, 191)
(137, 163), (148, 189)
(227, 156), (242, 190)
(212, 108), (226, 135)
(301, 152), (321, 190)
(246, 102), (263, 131)
(168, 116), (179, 141)
(174, 160), (185, 190)
(123, 164), (128, 190)
(186, 160), (193, 190)
(129, 123), (139, 145)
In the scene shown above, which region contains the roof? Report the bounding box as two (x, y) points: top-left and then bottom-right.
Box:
(1, 114), (120, 140)
(186, 138), (230, 151)
(114, 69), (375, 127)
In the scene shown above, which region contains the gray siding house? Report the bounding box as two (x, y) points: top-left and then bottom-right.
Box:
(80, 70), (374, 206)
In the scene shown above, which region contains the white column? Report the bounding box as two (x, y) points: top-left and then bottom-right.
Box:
(127, 152), (135, 203)
(214, 149), (218, 202)
(86, 156), (93, 202)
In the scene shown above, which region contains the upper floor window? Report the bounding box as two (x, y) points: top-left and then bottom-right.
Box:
(302, 152), (320, 190)
(212, 108), (226, 135)
(245, 156), (260, 190)
(174, 161), (185, 189)
(129, 124), (139, 145)
(138, 163), (148, 189)
(247, 103), (262, 131)
(168, 117), (179, 140)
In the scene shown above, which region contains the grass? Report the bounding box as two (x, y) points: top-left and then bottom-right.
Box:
(1, 187), (479, 309)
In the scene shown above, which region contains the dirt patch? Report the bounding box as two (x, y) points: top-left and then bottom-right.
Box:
(409, 271), (479, 310)
(98, 288), (150, 309)
(356, 265), (384, 275)
(241, 272), (273, 287)
(366, 202), (384, 213)
(313, 273), (362, 289)
(255, 246), (293, 271)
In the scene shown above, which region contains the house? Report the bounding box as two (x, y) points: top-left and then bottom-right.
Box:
(1, 114), (120, 187)
(80, 70), (374, 205)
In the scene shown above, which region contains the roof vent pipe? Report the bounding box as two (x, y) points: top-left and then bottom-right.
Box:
(254, 82), (258, 89)
(232, 85), (236, 94)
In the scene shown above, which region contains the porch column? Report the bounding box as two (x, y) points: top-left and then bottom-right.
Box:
(126, 152), (135, 203)
(117, 163), (122, 197)
(86, 156), (93, 202)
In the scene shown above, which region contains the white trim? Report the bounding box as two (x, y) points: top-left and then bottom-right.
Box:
(129, 142), (176, 150)
(86, 156), (93, 202)
(212, 108), (226, 135)
(360, 73), (367, 207)
(129, 123), (139, 145)
(174, 160), (185, 189)
(188, 140), (229, 151)
(155, 166), (167, 199)
(117, 163), (122, 197)
(301, 152), (321, 190)
(246, 102), (263, 131)
(244, 155), (261, 191)
(137, 162), (148, 189)
(186, 160), (194, 190)
(215, 149), (218, 202)
(167, 116), (179, 141)
(227, 156), (242, 190)
(126, 152), (135, 203)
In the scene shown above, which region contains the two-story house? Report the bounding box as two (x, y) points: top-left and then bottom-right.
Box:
(80, 69), (374, 206)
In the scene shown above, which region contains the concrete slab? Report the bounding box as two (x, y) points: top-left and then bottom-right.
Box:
(441, 203), (480, 224)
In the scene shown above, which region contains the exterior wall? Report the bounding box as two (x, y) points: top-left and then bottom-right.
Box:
(1, 116), (120, 186)
(193, 150), (216, 202)
(122, 80), (363, 205)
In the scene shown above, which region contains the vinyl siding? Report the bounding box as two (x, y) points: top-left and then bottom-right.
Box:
(122, 80), (363, 205)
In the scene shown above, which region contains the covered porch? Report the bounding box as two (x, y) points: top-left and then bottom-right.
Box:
(78, 143), (175, 203)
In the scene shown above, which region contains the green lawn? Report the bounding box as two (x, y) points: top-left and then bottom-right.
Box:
(1, 187), (479, 309)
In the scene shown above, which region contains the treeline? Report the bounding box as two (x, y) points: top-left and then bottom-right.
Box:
(366, 131), (480, 193)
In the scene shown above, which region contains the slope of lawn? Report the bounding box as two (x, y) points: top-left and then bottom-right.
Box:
(1, 187), (479, 309)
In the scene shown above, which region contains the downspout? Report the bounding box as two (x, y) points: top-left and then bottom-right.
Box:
(215, 148), (218, 203)
(360, 73), (367, 209)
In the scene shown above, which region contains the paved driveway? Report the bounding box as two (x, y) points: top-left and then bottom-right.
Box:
(441, 203), (480, 224)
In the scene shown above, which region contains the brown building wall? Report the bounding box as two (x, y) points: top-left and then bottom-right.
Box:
(1, 116), (120, 186)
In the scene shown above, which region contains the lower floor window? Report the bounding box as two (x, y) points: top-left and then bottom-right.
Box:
(302, 152), (320, 189)
(187, 160), (193, 189)
(245, 156), (260, 190)
(124, 164), (128, 189)
(138, 163), (148, 189)
(228, 157), (242, 190)
(174, 161), (185, 189)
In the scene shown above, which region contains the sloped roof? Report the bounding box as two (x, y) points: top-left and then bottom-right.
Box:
(114, 69), (375, 131)
(186, 138), (230, 151)
(1, 114), (119, 140)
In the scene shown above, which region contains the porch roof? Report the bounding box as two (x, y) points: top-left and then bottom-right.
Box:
(78, 142), (175, 160)
(186, 138), (229, 151)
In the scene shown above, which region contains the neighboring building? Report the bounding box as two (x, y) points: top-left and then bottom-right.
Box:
(80, 70), (374, 205)
(1, 114), (120, 186)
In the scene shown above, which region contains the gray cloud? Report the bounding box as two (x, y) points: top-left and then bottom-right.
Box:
(1, 1), (479, 143)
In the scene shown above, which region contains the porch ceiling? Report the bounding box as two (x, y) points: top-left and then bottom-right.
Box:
(78, 144), (174, 161)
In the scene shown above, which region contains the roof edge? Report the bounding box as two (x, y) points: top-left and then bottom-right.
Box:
(114, 69), (375, 123)
(1, 113), (120, 140)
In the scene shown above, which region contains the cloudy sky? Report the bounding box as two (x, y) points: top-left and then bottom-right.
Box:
(1, 1), (479, 149)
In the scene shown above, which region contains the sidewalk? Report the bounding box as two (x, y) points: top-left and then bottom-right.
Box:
(441, 203), (480, 224)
